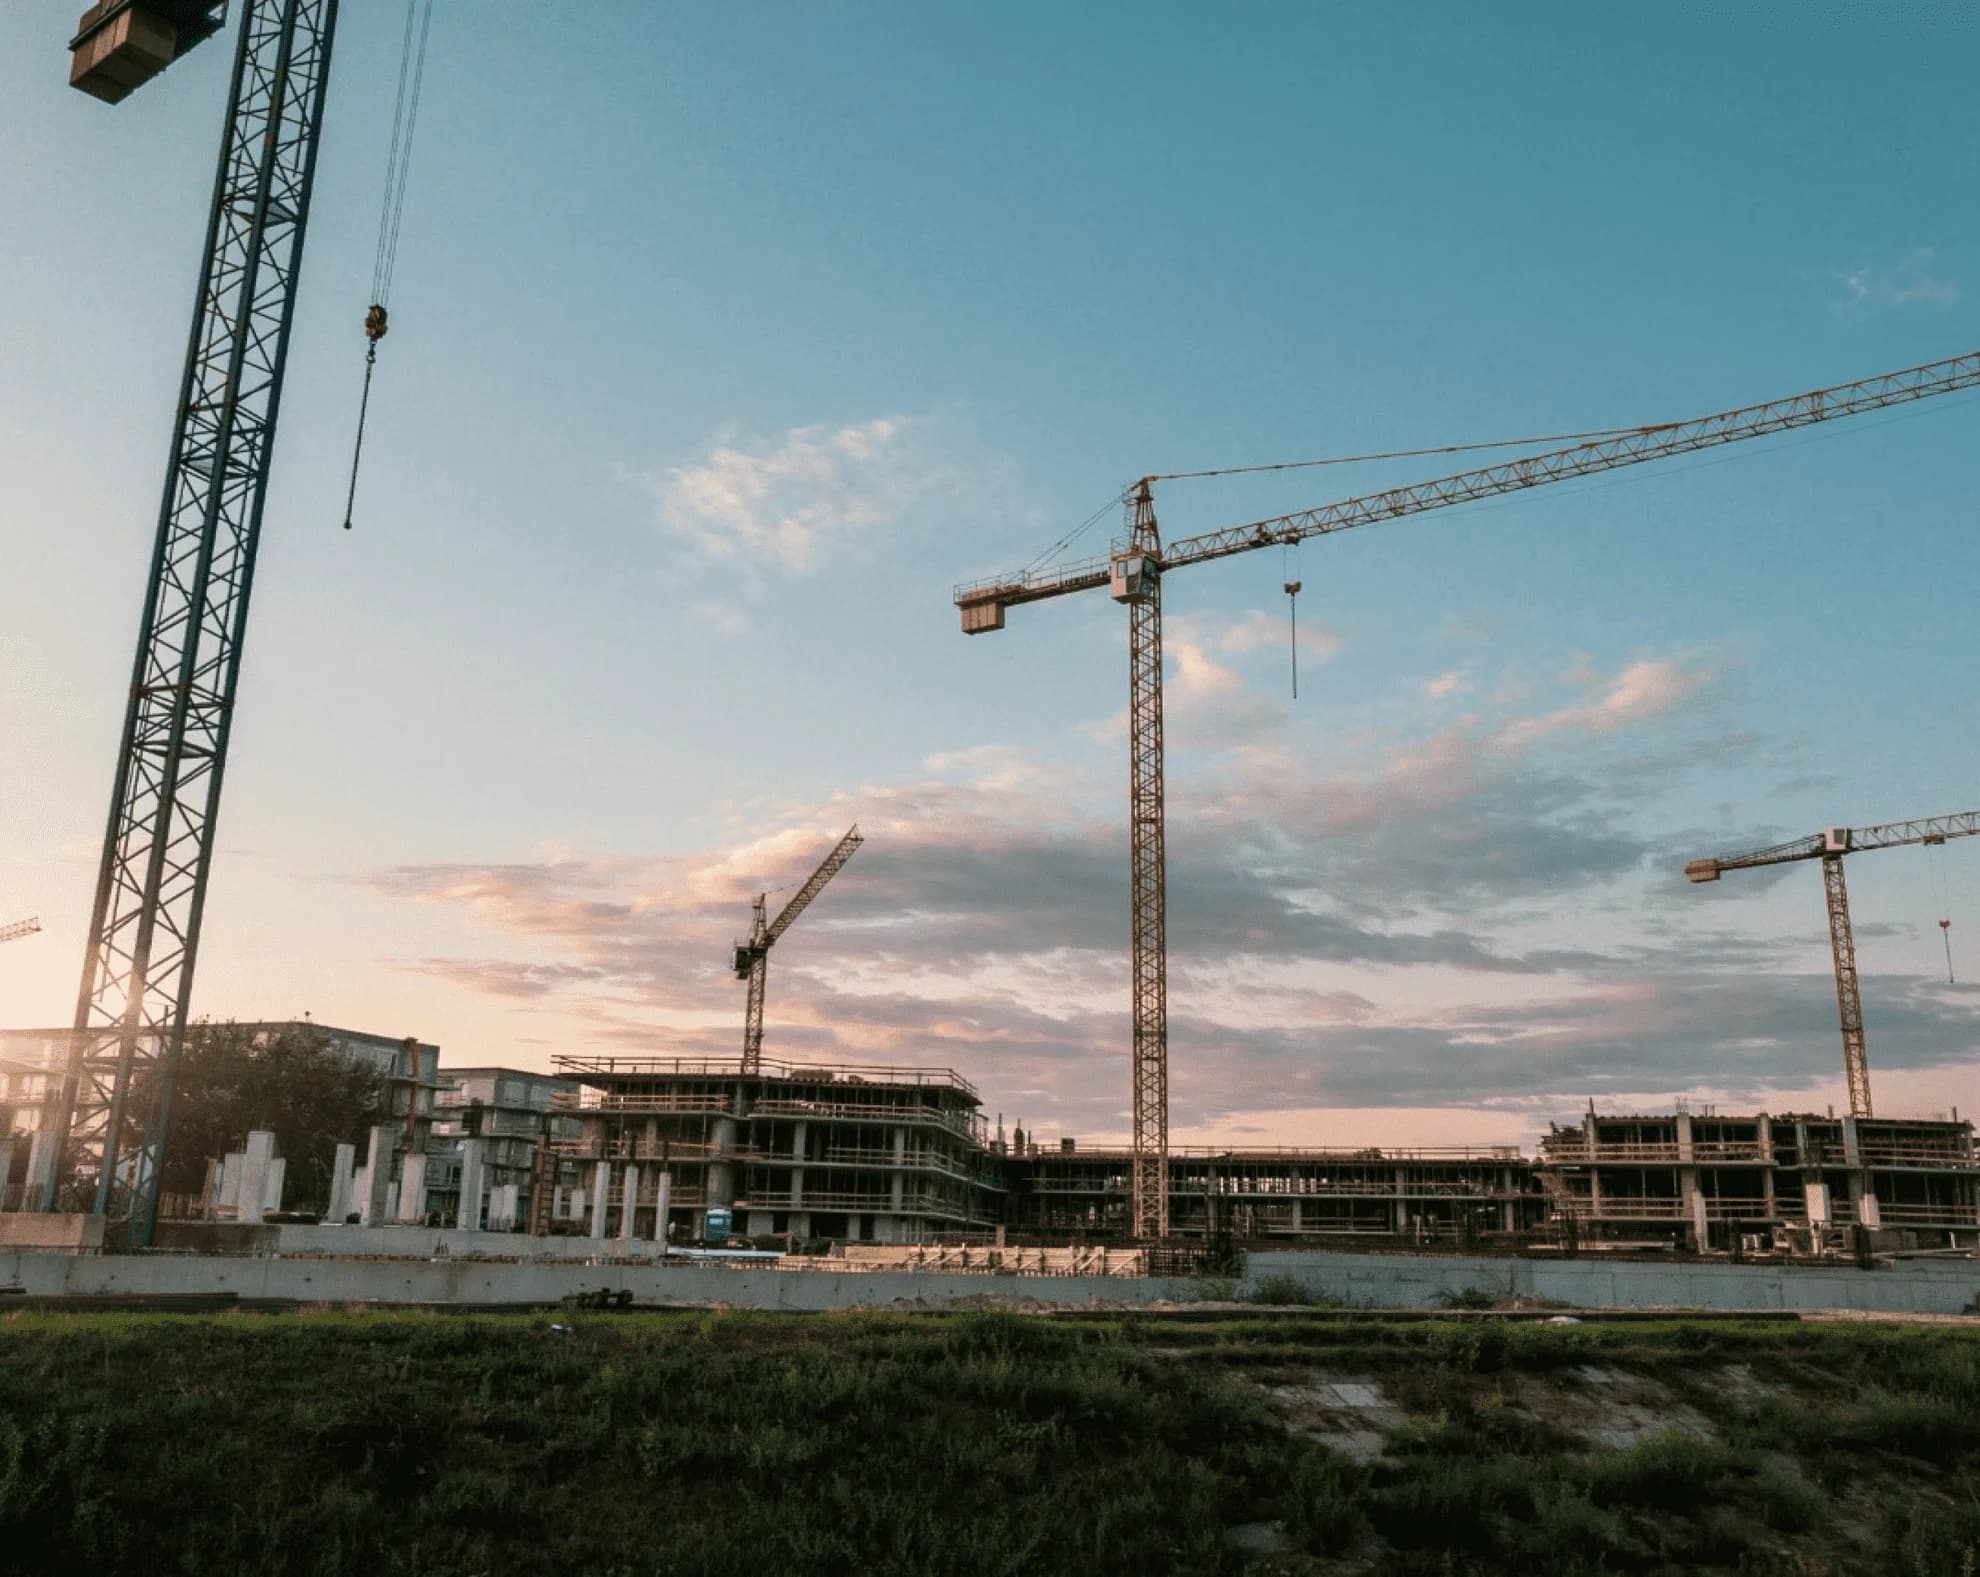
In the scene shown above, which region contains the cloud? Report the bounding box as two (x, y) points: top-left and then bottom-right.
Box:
(1500, 656), (1709, 747)
(1423, 668), (1471, 701)
(1837, 248), (1961, 312)
(689, 600), (749, 638)
(358, 640), (1977, 1129)
(1204, 609), (1345, 664)
(622, 409), (1005, 574)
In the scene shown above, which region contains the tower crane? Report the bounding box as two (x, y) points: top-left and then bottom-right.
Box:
(733, 826), (864, 1074)
(0, 919), (43, 947)
(44, 0), (340, 1243)
(957, 349), (1980, 1238)
(1685, 810), (1980, 1120)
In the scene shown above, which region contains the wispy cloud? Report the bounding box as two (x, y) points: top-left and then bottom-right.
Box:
(1836, 248), (1960, 313)
(1500, 656), (1710, 747)
(621, 409), (1006, 575)
(689, 600), (750, 638)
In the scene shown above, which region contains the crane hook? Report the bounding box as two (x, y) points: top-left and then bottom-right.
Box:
(1284, 580), (1302, 700)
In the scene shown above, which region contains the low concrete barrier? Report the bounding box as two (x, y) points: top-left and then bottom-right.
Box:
(0, 1214), (104, 1252)
(5, 1243), (1977, 1315)
(0, 1249), (1197, 1310)
(1242, 1250), (1980, 1316)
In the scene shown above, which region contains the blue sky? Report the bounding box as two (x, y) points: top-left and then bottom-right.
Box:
(3, 2), (1977, 1147)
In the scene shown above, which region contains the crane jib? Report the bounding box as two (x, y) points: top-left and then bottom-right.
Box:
(954, 347), (1980, 619)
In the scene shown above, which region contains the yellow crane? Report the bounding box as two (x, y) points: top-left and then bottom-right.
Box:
(733, 826), (864, 1074)
(1685, 810), (1980, 1118)
(958, 350), (1980, 1238)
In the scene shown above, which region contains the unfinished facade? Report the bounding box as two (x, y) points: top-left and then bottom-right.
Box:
(1538, 1107), (1980, 1251)
(1014, 1142), (1545, 1244)
(535, 1055), (1005, 1244)
(428, 1066), (580, 1230)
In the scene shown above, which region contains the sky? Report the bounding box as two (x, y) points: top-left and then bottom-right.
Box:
(2, 2), (1978, 1152)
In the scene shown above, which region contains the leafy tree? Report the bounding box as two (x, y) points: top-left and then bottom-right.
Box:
(141, 1021), (386, 1213)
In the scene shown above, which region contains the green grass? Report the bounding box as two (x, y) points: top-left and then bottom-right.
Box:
(4, 1309), (1980, 1575)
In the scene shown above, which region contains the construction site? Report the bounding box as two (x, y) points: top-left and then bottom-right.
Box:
(0, 3), (1977, 1315)
(9, 8), (1980, 1577)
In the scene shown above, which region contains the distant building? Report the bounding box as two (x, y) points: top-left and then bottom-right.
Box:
(543, 1054), (1005, 1244)
(428, 1066), (580, 1229)
(1013, 1140), (1543, 1243)
(1536, 1107), (1980, 1251)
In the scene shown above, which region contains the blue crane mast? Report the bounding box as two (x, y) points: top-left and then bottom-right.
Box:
(43, 0), (342, 1246)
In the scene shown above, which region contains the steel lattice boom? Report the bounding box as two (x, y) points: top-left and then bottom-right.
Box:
(43, 0), (341, 1242)
(0, 918), (43, 946)
(733, 825), (864, 1073)
(957, 350), (1978, 1238)
(1685, 808), (1980, 1119)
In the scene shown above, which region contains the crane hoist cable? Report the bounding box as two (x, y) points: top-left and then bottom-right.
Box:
(342, 0), (434, 531)
(1927, 836), (1956, 983)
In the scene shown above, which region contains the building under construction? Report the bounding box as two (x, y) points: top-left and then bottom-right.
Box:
(1537, 1107), (1980, 1252)
(517, 1053), (1980, 1254)
(530, 1055), (1006, 1243)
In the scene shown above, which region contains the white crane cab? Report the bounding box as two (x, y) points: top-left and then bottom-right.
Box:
(1110, 551), (1157, 604)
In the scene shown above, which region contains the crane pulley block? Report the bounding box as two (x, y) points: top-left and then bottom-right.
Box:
(68, 0), (225, 103)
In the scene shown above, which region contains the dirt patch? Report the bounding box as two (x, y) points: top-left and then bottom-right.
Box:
(1257, 1374), (1405, 1461)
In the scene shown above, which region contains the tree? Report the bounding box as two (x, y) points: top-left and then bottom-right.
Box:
(139, 1021), (385, 1214)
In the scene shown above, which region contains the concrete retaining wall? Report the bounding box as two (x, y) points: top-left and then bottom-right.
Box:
(1242, 1250), (1980, 1316)
(5, 1244), (1978, 1315)
(0, 1250), (1195, 1310)
(0, 1214), (104, 1252)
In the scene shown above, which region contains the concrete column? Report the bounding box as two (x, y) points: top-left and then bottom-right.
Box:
(1289, 1198), (1302, 1236)
(457, 1139), (485, 1232)
(654, 1171), (672, 1243)
(620, 1162), (641, 1247)
(1675, 1110), (1694, 1163)
(397, 1153), (428, 1224)
(1679, 1167), (1704, 1251)
(359, 1125), (394, 1226)
(325, 1142), (356, 1224)
(1393, 1166), (1408, 1233)
(590, 1160), (610, 1238)
(27, 1129), (60, 1212)
(890, 1127), (906, 1213)
(234, 1131), (276, 1224)
(0, 1139), (14, 1211)
(216, 1152), (244, 1217)
(708, 1116), (737, 1210)
(1840, 1118), (1878, 1229)
(261, 1158), (286, 1219)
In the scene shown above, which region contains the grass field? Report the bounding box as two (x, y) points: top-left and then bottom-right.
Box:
(4, 1307), (1980, 1575)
